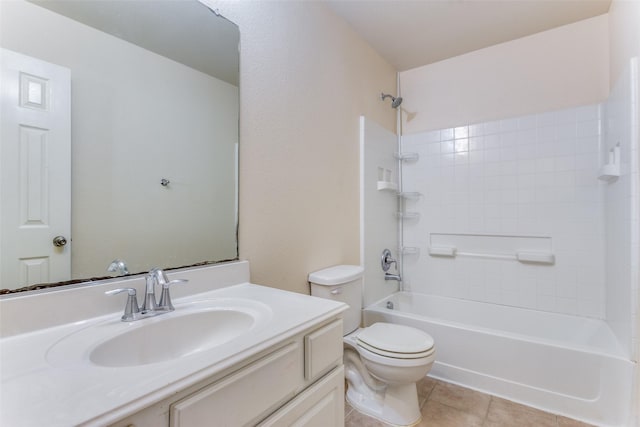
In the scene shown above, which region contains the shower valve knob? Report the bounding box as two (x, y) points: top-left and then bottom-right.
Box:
(381, 248), (397, 272)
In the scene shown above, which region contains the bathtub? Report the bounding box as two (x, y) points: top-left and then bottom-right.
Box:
(364, 292), (635, 427)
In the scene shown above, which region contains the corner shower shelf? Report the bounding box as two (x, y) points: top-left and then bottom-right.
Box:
(598, 164), (620, 181)
(397, 191), (422, 199)
(598, 145), (620, 182)
(396, 212), (420, 220)
(377, 181), (398, 191)
(394, 152), (419, 162)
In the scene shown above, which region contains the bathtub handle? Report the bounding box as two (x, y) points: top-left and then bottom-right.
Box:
(381, 248), (397, 272)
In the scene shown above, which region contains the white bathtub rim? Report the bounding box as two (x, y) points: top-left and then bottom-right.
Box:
(364, 292), (635, 426)
(366, 292), (629, 361)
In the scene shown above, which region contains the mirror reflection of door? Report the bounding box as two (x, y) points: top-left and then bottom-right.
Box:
(1, 48), (71, 287)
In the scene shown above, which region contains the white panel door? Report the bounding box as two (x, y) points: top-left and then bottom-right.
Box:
(1, 48), (71, 289)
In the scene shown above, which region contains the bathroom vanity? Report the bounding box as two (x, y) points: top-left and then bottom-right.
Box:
(111, 319), (345, 427)
(0, 261), (347, 427)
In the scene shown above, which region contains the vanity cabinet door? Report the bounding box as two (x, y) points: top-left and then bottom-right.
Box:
(170, 342), (302, 427)
(304, 320), (343, 381)
(257, 366), (344, 427)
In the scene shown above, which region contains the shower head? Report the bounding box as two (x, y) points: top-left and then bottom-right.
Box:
(381, 92), (402, 108)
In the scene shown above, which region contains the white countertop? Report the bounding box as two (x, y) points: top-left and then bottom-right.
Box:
(0, 282), (347, 427)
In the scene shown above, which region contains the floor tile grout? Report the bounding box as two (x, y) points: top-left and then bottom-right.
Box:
(481, 396), (493, 425)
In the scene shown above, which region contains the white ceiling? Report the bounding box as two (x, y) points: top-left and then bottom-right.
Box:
(326, 0), (612, 71)
(30, 0), (239, 86)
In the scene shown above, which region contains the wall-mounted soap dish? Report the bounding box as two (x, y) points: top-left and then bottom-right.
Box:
(598, 145), (620, 182)
(377, 166), (398, 191)
(377, 181), (398, 191)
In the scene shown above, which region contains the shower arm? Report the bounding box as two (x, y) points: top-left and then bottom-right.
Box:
(380, 92), (402, 109)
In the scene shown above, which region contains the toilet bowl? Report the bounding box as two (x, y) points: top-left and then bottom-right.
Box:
(309, 265), (436, 426)
(344, 324), (435, 425)
(354, 323), (435, 384)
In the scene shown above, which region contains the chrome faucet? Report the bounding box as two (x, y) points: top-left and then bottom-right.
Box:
(107, 259), (129, 276)
(106, 268), (188, 321)
(384, 272), (402, 281)
(141, 268), (165, 312)
(381, 248), (402, 282)
(105, 287), (141, 321)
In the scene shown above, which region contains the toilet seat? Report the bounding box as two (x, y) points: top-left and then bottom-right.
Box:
(356, 341), (436, 368)
(358, 341), (435, 359)
(356, 323), (434, 359)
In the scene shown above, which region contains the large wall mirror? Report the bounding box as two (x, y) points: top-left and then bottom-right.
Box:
(0, 0), (239, 293)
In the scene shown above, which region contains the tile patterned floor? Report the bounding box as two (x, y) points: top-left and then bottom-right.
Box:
(344, 377), (596, 427)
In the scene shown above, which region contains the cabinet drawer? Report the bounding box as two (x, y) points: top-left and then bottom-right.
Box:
(304, 320), (343, 381)
(170, 342), (302, 427)
(258, 366), (345, 427)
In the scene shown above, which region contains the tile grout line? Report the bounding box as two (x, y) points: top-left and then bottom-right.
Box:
(481, 396), (493, 426)
(423, 381), (437, 407)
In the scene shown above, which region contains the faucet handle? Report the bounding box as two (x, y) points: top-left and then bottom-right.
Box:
(149, 267), (170, 286)
(164, 279), (189, 288)
(105, 288), (140, 321)
(158, 279), (189, 311)
(381, 248), (397, 272)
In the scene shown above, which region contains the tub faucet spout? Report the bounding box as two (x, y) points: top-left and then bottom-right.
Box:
(385, 272), (402, 281)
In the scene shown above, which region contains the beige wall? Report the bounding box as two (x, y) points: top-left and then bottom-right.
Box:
(399, 15), (609, 133)
(212, 1), (397, 294)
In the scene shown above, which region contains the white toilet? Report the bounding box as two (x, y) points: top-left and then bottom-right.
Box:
(309, 265), (435, 426)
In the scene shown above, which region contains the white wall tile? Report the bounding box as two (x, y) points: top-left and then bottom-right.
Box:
(401, 87), (637, 354)
(469, 123), (484, 137)
(556, 123), (577, 140)
(537, 111), (557, 127)
(518, 115), (538, 130)
(401, 104), (607, 319)
(423, 130), (442, 144)
(537, 125), (556, 141)
(441, 140), (455, 153)
(441, 127), (454, 141)
(575, 104), (601, 121)
(555, 108), (577, 124)
(455, 138), (469, 152)
(455, 126), (469, 139)
(577, 119), (601, 138)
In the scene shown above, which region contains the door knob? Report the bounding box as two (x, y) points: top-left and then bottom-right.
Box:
(52, 236), (67, 247)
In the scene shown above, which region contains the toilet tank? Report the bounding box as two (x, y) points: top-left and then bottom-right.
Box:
(308, 265), (364, 335)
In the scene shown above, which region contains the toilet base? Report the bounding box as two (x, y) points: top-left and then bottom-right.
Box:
(346, 381), (422, 426)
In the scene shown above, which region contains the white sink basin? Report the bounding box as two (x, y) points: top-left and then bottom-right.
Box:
(91, 309), (256, 367)
(46, 298), (272, 368)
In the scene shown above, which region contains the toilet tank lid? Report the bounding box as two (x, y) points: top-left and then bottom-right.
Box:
(308, 265), (364, 286)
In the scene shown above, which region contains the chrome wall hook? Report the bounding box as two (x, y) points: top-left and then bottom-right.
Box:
(160, 178), (170, 187)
